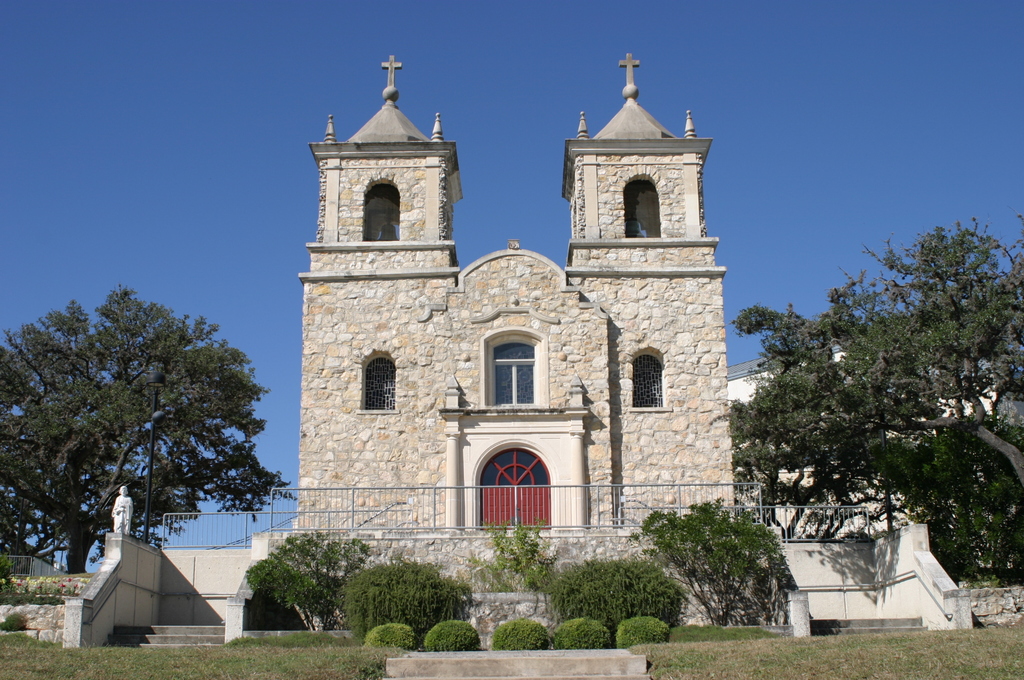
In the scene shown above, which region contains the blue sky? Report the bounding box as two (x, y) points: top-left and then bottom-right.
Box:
(2, 1), (1022, 489)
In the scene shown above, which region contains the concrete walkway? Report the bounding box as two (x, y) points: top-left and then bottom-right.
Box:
(386, 649), (650, 680)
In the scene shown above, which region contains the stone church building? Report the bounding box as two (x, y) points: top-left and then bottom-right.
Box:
(297, 55), (732, 527)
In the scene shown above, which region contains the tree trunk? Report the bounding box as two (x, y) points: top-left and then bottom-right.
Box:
(64, 514), (92, 574)
(974, 425), (1024, 489)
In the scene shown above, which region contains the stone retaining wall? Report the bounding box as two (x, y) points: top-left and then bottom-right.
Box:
(971, 587), (1024, 627)
(0, 604), (64, 644)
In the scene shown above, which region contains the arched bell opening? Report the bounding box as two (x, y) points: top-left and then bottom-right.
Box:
(363, 182), (401, 241)
(623, 179), (661, 238)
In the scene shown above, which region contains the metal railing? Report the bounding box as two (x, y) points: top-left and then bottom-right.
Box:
(159, 483), (871, 549)
(7, 555), (66, 577)
(744, 505), (873, 542)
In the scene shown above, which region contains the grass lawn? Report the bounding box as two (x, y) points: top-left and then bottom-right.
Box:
(641, 627), (1024, 680)
(1, 627), (1021, 680)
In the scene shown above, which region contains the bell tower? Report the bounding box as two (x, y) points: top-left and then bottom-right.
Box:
(298, 57), (462, 488)
(561, 54), (732, 488)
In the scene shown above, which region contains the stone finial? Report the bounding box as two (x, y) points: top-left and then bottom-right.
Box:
(577, 111), (589, 139)
(323, 114), (336, 142)
(507, 239), (520, 250)
(619, 52), (640, 101)
(684, 110), (696, 138)
(445, 375), (462, 409)
(431, 113), (444, 141)
(381, 54), (402, 105)
(569, 374), (585, 408)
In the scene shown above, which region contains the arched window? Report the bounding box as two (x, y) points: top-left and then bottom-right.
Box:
(364, 357), (396, 410)
(493, 342), (534, 405)
(363, 183), (400, 241)
(623, 179), (661, 238)
(632, 354), (663, 408)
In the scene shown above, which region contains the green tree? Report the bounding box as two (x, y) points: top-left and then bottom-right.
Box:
(0, 288), (284, 572)
(734, 220), (1024, 500)
(877, 424), (1024, 584)
(731, 306), (881, 508)
(826, 220), (1024, 485)
(474, 522), (554, 592)
(638, 502), (789, 626)
(246, 533), (371, 631)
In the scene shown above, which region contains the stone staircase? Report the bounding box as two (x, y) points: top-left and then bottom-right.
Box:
(810, 618), (925, 636)
(107, 625), (225, 647)
(386, 649), (650, 680)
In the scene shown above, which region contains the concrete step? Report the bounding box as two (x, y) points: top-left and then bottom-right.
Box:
(810, 618), (925, 636)
(108, 625), (225, 647)
(387, 650), (649, 679)
(392, 677), (651, 680)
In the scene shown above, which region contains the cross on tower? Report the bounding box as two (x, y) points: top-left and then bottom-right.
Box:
(619, 53), (640, 86)
(382, 55), (402, 88)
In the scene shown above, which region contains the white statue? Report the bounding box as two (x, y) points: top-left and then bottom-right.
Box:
(112, 486), (133, 534)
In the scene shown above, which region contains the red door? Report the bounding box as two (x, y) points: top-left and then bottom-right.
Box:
(480, 449), (551, 526)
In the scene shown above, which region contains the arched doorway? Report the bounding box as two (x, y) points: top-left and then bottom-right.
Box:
(480, 449), (551, 526)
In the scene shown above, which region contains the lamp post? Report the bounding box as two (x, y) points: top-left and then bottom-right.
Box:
(142, 370), (166, 543)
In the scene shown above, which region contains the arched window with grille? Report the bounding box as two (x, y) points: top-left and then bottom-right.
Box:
(364, 356), (396, 410)
(632, 354), (663, 408)
(363, 183), (400, 241)
(623, 179), (661, 238)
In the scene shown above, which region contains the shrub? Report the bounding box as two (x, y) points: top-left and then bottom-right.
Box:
(0, 555), (12, 591)
(246, 532), (370, 632)
(616, 616), (669, 648)
(0, 613), (27, 632)
(546, 559), (684, 632)
(364, 623), (417, 650)
(553, 617), (609, 649)
(638, 502), (788, 626)
(490, 619), (550, 650)
(345, 561), (471, 644)
(423, 620), (480, 652)
(474, 523), (555, 592)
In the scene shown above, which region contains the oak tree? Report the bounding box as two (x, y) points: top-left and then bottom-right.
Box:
(0, 288), (284, 572)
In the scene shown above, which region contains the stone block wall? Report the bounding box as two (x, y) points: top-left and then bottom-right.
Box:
(971, 587), (1024, 627)
(568, 268), (731, 486)
(0, 604), (64, 644)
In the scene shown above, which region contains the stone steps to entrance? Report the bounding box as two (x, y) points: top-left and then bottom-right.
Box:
(107, 625), (225, 647)
(386, 649), (650, 680)
(810, 618), (925, 636)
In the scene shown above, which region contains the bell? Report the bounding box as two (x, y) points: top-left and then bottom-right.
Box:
(625, 220), (643, 238)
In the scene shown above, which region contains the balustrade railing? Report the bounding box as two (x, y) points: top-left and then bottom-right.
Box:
(159, 482), (871, 549)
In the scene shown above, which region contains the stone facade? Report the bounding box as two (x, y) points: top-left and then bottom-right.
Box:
(297, 68), (732, 528)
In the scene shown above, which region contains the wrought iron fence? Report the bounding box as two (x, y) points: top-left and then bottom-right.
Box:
(159, 483), (871, 549)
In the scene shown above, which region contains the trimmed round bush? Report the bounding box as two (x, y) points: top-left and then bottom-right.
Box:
(424, 620), (480, 652)
(345, 561), (470, 644)
(553, 617), (609, 650)
(547, 559), (684, 632)
(364, 623), (416, 650)
(616, 616), (670, 648)
(490, 618), (550, 651)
